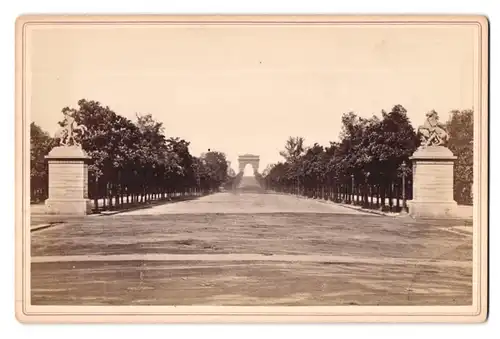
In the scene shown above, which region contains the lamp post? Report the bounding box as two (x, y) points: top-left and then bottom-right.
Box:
(401, 162), (408, 213)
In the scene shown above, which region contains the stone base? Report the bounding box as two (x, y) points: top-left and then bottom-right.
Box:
(409, 146), (458, 219)
(408, 200), (458, 218)
(45, 199), (93, 215)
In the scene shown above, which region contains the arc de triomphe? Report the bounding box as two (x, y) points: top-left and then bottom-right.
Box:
(238, 154), (260, 174)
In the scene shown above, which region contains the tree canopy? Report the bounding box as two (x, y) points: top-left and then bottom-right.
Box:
(264, 105), (473, 207)
(31, 99), (233, 208)
(31, 100), (474, 208)
(30, 122), (56, 202)
(446, 109), (474, 205)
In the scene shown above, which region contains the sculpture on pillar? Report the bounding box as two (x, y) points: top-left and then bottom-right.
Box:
(408, 110), (457, 218)
(417, 110), (449, 147)
(55, 111), (88, 147)
(45, 111), (92, 215)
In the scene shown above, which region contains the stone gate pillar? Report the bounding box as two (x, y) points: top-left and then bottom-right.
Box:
(44, 146), (93, 215)
(408, 110), (458, 218)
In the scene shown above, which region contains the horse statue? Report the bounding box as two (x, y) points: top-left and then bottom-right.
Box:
(55, 111), (88, 147)
(417, 110), (449, 147)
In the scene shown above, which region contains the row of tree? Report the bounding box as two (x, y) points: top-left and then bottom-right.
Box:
(30, 99), (236, 210)
(261, 106), (473, 208)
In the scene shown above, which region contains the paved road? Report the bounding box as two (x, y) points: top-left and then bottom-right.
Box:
(31, 177), (473, 306)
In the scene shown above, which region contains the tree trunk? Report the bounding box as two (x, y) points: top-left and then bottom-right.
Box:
(363, 183), (370, 207)
(380, 185), (386, 209)
(93, 178), (99, 211)
(396, 184), (400, 209)
(102, 184), (106, 209)
(388, 182), (394, 211)
(107, 183), (113, 210)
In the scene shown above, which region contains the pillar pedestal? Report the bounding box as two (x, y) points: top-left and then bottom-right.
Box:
(408, 146), (458, 218)
(44, 146), (92, 215)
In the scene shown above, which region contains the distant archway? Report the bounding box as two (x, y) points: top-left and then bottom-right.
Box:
(238, 154), (259, 174)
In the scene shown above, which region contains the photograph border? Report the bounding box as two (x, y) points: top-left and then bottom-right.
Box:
(15, 14), (489, 323)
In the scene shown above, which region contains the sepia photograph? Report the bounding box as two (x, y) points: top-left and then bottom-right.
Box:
(15, 15), (488, 323)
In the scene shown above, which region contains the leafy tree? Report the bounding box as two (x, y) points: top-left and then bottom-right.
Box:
(200, 151), (229, 189)
(262, 164), (274, 177)
(166, 137), (194, 193)
(446, 109), (473, 205)
(279, 136), (305, 162)
(30, 123), (55, 202)
(60, 100), (140, 207)
(41, 98), (232, 210)
(369, 105), (418, 206)
(34, 98), (473, 213)
(265, 162), (292, 192)
(264, 105), (419, 210)
(299, 143), (327, 196)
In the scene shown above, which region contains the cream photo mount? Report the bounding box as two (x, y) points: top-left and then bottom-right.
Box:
(15, 15), (489, 323)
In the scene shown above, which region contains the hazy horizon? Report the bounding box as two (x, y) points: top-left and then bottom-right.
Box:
(27, 23), (476, 172)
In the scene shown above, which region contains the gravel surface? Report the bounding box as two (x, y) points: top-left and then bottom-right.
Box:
(30, 178), (473, 306)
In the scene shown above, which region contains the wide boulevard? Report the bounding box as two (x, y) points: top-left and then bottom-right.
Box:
(31, 177), (473, 306)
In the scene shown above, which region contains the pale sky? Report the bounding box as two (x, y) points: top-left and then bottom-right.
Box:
(27, 23), (477, 173)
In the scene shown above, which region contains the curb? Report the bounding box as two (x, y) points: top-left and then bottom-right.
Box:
(275, 192), (399, 217)
(31, 222), (63, 232)
(93, 194), (208, 216)
(334, 202), (399, 217)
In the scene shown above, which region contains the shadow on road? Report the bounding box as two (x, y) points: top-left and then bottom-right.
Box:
(30, 194), (209, 228)
(229, 186), (268, 194)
